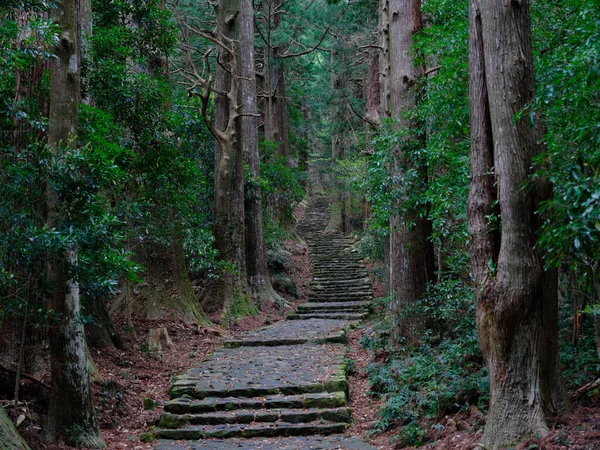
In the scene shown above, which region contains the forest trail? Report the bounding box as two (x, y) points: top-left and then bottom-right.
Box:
(154, 197), (376, 449)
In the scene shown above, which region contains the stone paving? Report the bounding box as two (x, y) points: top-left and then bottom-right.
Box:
(155, 196), (376, 449)
(224, 319), (351, 348)
(156, 436), (376, 449)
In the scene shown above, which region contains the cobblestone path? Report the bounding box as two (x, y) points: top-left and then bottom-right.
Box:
(156, 197), (375, 449)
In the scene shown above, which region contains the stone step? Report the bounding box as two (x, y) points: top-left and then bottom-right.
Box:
(223, 319), (352, 348)
(169, 344), (347, 400)
(156, 435), (379, 450)
(156, 421), (348, 440)
(311, 288), (372, 294)
(310, 291), (372, 297)
(311, 287), (371, 293)
(309, 293), (372, 300)
(308, 298), (372, 305)
(159, 407), (351, 428)
(311, 280), (370, 287)
(287, 312), (369, 321)
(297, 301), (371, 312)
(312, 275), (369, 281)
(165, 391), (347, 414)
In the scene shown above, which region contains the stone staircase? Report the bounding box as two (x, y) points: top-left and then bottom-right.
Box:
(291, 197), (372, 321)
(155, 197), (374, 449)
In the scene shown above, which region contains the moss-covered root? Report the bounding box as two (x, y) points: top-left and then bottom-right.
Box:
(0, 407), (31, 450)
(225, 292), (259, 320)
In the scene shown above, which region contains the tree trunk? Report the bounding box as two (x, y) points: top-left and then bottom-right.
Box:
(240, 0), (282, 308)
(205, 0), (256, 319)
(325, 50), (343, 233)
(44, 0), (104, 447)
(132, 234), (209, 324)
(84, 294), (126, 350)
(468, 1), (567, 447)
(385, 0), (435, 345)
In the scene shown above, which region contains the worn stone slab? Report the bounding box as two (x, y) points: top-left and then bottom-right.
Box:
(224, 318), (354, 347)
(169, 344), (347, 399)
(156, 435), (377, 449)
(159, 407), (351, 428)
(287, 312), (368, 321)
(165, 391), (347, 414)
(156, 421), (348, 440)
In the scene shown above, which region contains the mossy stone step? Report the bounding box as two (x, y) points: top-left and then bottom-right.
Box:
(313, 275), (369, 282)
(311, 288), (372, 295)
(308, 296), (372, 304)
(169, 344), (348, 400)
(159, 407), (351, 428)
(156, 421), (348, 440)
(287, 312), (369, 321)
(224, 333), (345, 348)
(297, 301), (371, 312)
(164, 391), (347, 414)
(156, 435), (378, 449)
(223, 318), (353, 348)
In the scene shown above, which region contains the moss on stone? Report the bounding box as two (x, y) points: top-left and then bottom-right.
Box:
(159, 413), (189, 429)
(139, 431), (156, 443)
(143, 397), (158, 410)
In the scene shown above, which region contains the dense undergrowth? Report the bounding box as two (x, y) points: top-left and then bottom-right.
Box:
(362, 275), (599, 447)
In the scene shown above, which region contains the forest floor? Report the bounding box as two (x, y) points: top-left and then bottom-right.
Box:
(13, 203), (600, 449)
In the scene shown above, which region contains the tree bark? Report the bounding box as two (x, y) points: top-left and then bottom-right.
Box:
(44, 0), (104, 447)
(240, 0), (282, 308)
(325, 50), (343, 233)
(132, 235), (209, 324)
(385, 0), (435, 345)
(468, 0), (567, 447)
(204, 0), (256, 319)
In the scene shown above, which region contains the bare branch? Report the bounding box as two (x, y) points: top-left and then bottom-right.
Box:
(423, 65), (441, 76)
(340, 88), (379, 130)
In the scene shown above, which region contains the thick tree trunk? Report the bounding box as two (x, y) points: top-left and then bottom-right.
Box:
(205, 0), (256, 318)
(133, 235), (209, 324)
(365, 48), (381, 124)
(240, 0), (281, 308)
(468, 1), (567, 448)
(273, 53), (289, 163)
(44, 0), (104, 446)
(385, 0), (435, 345)
(84, 294), (126, 350)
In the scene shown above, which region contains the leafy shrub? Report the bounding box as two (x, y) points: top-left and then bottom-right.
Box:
(363, 279), (488, 446)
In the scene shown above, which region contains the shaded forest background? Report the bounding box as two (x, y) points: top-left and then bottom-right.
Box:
(0, 0), (599, 448)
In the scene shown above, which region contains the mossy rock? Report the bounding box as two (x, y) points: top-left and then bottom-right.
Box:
(143, 397), (158, 410)
(159, 413), (189, 429)
(272, 275), (299, 298)
(139, 431), (156, 443)
(0, 408), (31, 450)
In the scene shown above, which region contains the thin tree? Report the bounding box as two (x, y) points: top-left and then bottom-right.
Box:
(468, 0), (567, 447)
(44, 0), (104, 446)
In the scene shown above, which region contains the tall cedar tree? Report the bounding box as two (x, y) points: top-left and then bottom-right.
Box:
(382, 0), (435, 344)
(204, 0), (257, 317)
(468, 0), (567, 447)
(44, 0), (104, 446)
